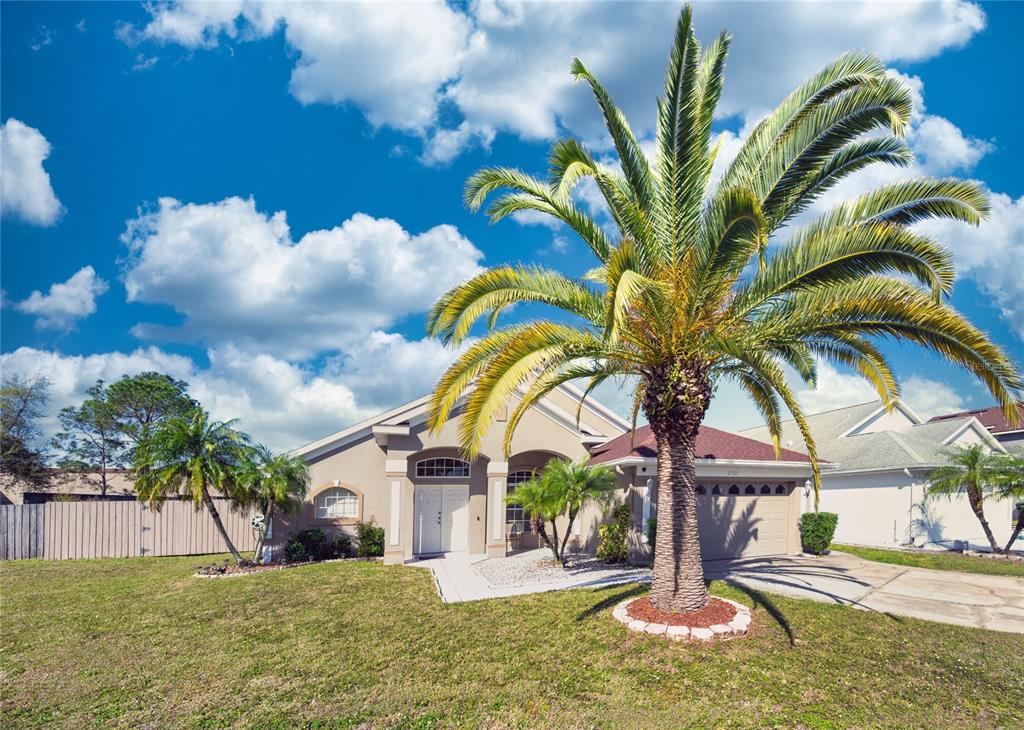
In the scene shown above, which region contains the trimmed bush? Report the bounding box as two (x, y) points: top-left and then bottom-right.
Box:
(332, 533), (353, 558)
(356, 521), (385, 557)
(596, 503), (630, 563)
(799, 512), (839, 555)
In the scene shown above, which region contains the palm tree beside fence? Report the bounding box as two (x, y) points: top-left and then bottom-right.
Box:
(237, 444), (309, 563)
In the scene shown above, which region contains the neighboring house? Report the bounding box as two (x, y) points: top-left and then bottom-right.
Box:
(0, 470), (136, 505)
(742, 400), (1020, 552)
(589, 425), (817, 564)
(274, 386), (817, 565)
(928, 404), (1024, 454)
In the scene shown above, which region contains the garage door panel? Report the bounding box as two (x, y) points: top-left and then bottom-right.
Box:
(695, 486), (792, 559)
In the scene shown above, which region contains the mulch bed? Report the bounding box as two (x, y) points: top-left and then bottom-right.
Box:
(625, 596), (738, 628)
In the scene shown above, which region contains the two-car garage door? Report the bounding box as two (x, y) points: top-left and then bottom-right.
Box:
(696, 483), (796, 560)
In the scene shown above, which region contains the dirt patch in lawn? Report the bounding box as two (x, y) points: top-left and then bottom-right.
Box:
(625, 596), (737, 628)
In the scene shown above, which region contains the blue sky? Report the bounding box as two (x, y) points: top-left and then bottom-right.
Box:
(2, 1), (1022, 451)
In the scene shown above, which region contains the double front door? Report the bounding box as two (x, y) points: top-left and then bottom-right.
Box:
(414, 485), (469, 555)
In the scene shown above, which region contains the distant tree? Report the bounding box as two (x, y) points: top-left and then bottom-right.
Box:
(51, 382), (125, 496)
(105, 372), (197, 452)
(506, 459), (616, 564)
(0, 374), (51, 488)
(928, 444), (1024, 554)
(133, 409), (251, 565)
(993, 456), (1024, 552)
(236, 444), (309, 563)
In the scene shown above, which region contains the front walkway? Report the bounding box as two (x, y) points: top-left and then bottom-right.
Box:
(414, 550), (1024, 633)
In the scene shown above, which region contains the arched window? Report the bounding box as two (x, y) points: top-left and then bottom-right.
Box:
(744, 485), (756, 495)
(696, 485), (706, 495)
(416, 457), (470, 478)
(775, 485), (787, 495)
(711, 485), (721, 495)
(315, 487), (359, 519)
(506, 470), (536, 535)
(728, 485), (739, 495)
(760, 485), (772, 495)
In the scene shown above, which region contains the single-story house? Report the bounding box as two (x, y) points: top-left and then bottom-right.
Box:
(0, 470), (136, 505)
(742, 400), (1022, 552)
(273, 386), (817, 565)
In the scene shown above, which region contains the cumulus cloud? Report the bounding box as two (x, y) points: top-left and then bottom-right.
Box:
(15, 266), (109, 331)
(0, 333), (465, 453)
(0, 118), (64, 226)
(119, 196), (484, 358)
(117, 1), (986, 156)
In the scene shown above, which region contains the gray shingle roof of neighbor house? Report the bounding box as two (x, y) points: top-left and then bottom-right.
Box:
(740, 400), (1000, 473)
(589, 423), (815, 465)
(928, 404), (1024, 434)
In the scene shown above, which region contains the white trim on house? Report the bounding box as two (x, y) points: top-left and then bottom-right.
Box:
(941, 417), (1006, 451)
(838, 399), (923, 438)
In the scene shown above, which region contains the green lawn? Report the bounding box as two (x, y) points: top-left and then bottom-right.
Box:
(2, 556), (1022, 728)
(834, 543), (1024, 578)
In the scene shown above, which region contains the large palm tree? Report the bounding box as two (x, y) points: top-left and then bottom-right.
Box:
(928, 445), (1024, 553)
(133, 408), (252, 565)
(236, 444), (309, 562)
(426, 6), (1023, 612)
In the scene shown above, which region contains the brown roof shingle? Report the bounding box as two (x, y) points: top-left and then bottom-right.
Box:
(928, 405), (1024, 434)
(589, 424), (815, 465)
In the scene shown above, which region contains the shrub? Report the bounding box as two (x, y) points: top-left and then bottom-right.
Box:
(596, 503), (630, 562)
(283, 537), (309, 563)
(799, 512), (839, 555)
(356, 521), (385, 557)
(646, 517), (657, 548)
(331, 533), (353, 559)
(284, 528), (327, 562)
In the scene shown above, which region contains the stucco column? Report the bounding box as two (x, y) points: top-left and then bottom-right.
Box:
(383, 458), (412, 564)
(486, 461), (509, 558)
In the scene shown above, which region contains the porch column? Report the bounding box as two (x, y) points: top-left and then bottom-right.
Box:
(486, 461), (509, 558)
(383, 458), (412, 564)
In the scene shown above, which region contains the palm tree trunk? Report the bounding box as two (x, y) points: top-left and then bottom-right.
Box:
(967, 483), (1002, 553)
(643, 360), (713, 614)
(200, 487), (247, 565)
(1003, 509), (1023, 554)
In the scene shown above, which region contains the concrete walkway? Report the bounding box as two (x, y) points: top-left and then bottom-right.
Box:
(414, 550), (1024, 633)
(410, 552), (648, 603)
(706, 551), (1024, 633)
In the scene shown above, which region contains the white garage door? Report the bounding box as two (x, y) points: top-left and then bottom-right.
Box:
(696, 483), (794, 560)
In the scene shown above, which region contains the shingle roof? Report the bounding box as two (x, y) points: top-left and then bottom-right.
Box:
(589, 424), (814, 465)
(928, 404), (1023, 434)
(741, 401), (982, 472)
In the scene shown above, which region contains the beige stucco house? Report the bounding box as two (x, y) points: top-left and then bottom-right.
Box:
(272, 386), (818, 565)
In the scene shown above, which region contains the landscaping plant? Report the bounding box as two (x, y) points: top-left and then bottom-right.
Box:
(426, 4), (1022, 612)
(133, 408), (252, 565)
(927, 445), (1024, 553)
(596, 503), (630, 563)
(799, 512), (839, 555)
(505, 459), (616, 564)
(237, 444), (309, 563)
(356, 521), (385, 558)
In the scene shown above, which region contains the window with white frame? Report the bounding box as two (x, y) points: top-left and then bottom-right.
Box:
(415, 457), (470, 478)
(506, 470), (535, 534)
(315, 487), (359, 519)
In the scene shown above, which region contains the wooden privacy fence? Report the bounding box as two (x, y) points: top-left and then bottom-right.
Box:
(0, 500), (256, 561)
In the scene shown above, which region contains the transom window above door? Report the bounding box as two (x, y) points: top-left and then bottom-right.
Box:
(415, 457), (470, 478)
(315, 487), (359, 519)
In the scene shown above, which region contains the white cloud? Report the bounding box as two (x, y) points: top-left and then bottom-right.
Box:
(15, 266), (109, 331)
(421, 122), (495, 166)
(119, 196), (484, 358)
(0, 334), (464, 453)
(0, 118), (64, 226)
(117, 1), (986, 157)
(901, 375), (967, 420)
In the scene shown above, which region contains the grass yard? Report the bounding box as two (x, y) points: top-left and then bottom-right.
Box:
(2, 556), (1023, 728)
(834, 543), (1024, 578)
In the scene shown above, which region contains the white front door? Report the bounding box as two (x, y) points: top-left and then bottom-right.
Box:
(416, 486), (444, 554)
(415, 485), (470, 555)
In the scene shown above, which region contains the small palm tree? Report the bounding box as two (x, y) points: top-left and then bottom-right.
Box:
(428, 5), (1023, 612)
(928, 445), (1024, 553)
(506, 459), (616, 563)
(133, 408), (252, 565)
(237, 444), (309, 563)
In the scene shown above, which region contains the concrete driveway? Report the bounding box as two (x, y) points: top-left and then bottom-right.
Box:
(705, 550), (1024, 633)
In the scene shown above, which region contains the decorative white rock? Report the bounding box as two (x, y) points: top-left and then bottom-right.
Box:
(610, 596), (752, 642)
